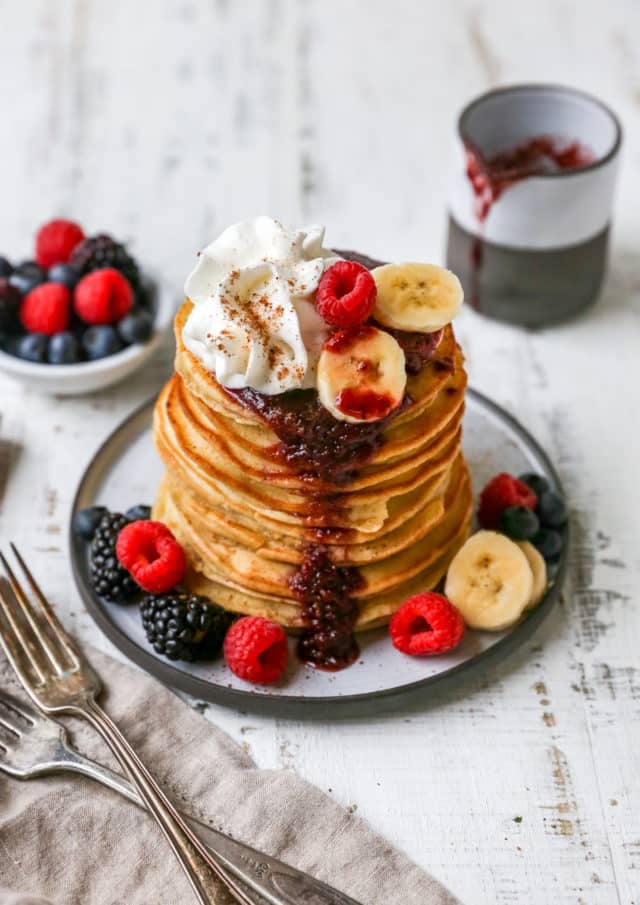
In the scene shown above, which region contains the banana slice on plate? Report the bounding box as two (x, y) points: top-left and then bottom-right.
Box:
(372, 262), (464, 333)
(317, 325), (407, 423)
(444, 530), (533, 631)
(517, 541), (548, 609)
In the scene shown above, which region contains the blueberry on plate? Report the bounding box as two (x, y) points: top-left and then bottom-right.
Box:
(532, 528), (563, 561)
(73, 506), (108, 541)
(500, 505), (540, 541)
(537, 490), (568, 528)
(125, 504), (152, 521)
(48, 263), (80, 289)
(0, 256), (13, 278)
(15, 333), (48, 362)
(48, 331), (82, 364)
(118, 309), (154, 345)
(518, 473), (550, 499)
(82, 325), (123, 360)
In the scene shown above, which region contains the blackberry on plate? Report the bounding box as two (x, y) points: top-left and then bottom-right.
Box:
(141, 592), (233, 661)
(70, 234), (140, 289)
(90, 512), (138, 602)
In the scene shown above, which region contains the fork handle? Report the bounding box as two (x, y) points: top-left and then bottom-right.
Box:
(57, 735), (361, 905)
(74, 695), (252, 905)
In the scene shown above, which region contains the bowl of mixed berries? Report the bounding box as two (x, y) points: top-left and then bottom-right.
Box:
(0, 219), (173, 394)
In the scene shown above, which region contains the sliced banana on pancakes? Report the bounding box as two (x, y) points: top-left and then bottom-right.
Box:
(444, 530), (533, 631)
(317, 325), (407, 423)
(372, 263), (464, 333)
(517, 541), (548, 610)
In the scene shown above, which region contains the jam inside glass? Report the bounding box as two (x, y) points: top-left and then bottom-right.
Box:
(466, 134), (594, 221)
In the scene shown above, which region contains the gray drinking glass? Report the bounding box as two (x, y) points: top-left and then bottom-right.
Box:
(446, 84), (622, 327)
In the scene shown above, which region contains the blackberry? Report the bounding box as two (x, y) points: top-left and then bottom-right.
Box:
(90, 512), (138, 602)
(141, 592), (232, 661)
(70, 234), (140, 290)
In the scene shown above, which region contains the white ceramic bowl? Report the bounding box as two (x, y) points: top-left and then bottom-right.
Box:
(0, 282), (175, 395)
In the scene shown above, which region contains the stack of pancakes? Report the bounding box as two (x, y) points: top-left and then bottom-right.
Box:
(152, 301), (472, 633)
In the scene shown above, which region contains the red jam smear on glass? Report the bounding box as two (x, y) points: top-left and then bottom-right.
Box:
(466, 134), (595, 222)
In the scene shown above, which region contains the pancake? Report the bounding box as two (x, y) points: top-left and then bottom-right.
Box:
(152, 245), (472, 670)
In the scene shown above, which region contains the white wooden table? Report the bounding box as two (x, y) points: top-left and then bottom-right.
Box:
(1, 2), (639, 902)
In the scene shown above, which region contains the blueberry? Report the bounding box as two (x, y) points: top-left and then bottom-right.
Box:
(125, 504), (152, 521)
(73, 506), (108, 541)
(546, 558), (562, 583)
(16, 260), (45, 281)
(82, 325), (123, 360)
(518, 473), (550, 498)
(117, 309), (154, 345)
(532, 528), (563, 561)
(0, 279), (22, 333)
(500, 505), (540, 541)
(48, 331), (81, 365)
(537, 491), (568, 528)
(9, 272), (42, 296)
(15, 333), (48, 363)
(48, 263), (80, 289)
(0, 256), (13, 278)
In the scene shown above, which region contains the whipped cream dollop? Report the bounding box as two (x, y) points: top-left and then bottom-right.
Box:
(183, 217), (338, 394)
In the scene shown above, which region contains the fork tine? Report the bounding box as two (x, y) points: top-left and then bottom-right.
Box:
(9, 543), (79, 669)
(0, 581), (48, 686)
(0, 549), (66, 675)
(0, 689), (38, 725)
(0, 710), (21, 737)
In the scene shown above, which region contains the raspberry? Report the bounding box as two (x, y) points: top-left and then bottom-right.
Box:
(390, 592), (465, 656)
(74, 268), (134, 325)
(116, 520), (186, 594)
(223, 616), (289, 684)
(478, 472), (538, 529)
(35, 219), (85, 269)
(315, 261), (377, 327)
(20, 283), (71, 335)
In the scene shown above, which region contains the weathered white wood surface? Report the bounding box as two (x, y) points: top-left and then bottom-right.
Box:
(1, 2), (639, 903)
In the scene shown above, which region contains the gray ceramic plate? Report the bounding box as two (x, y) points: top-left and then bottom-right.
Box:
(70, 389), (568, 717)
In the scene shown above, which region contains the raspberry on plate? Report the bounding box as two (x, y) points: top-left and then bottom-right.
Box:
(315, 260), (377, 327)
(74, 268), (134, 325)
(223, 616), (289, 684)
(20, 283), (71, 336)
(477, 472), (538, 529)
(35, 219), (85, 269)
(389, 592), (465, 656)
(116, 520), (186, 594)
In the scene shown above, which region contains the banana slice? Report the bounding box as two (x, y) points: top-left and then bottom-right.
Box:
(372, 263), (464, 333)
(317, 325), (407, 423)
(444, 530), (533, 631)
(517, 541), (548, 610)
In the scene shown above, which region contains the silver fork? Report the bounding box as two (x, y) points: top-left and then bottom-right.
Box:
(0, 545), (361, 905)
(0, 689), (361, 905)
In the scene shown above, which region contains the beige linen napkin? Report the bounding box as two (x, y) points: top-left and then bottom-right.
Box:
(0, 649), (459, 905)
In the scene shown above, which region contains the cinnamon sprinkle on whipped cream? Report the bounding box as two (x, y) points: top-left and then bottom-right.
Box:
(183, 217), (339, 395)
